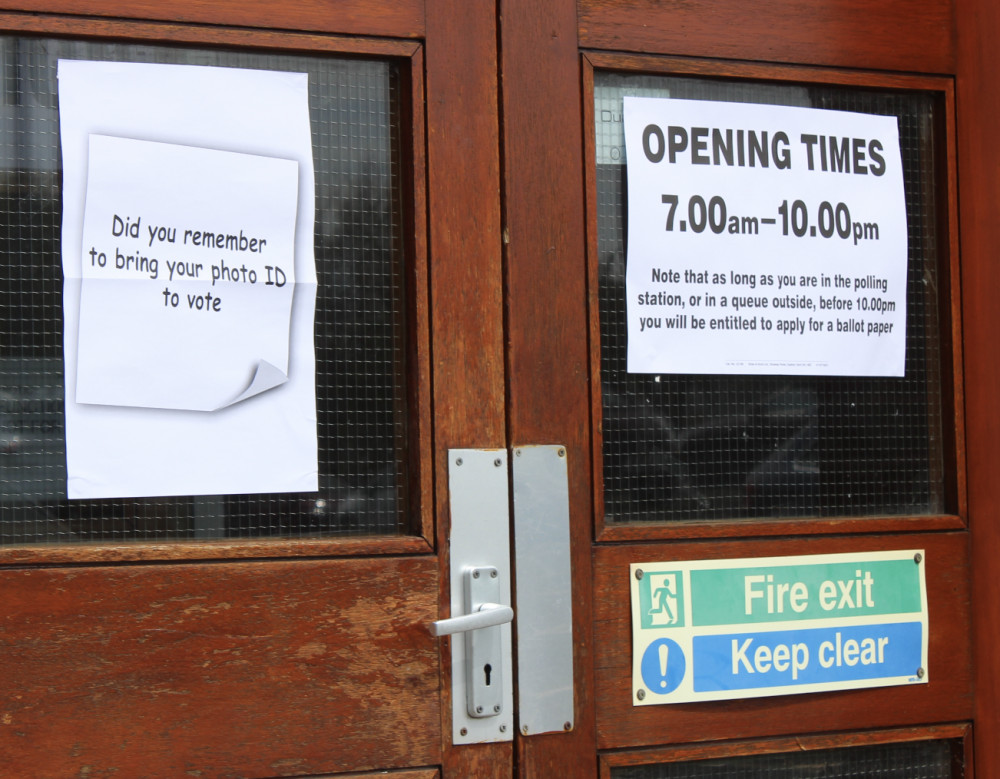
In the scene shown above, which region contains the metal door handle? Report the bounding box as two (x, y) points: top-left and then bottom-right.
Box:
(430, 565), (511, 720)
(430, 602), (513, 637)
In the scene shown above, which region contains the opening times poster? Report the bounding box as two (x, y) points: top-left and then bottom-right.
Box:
(623, 97), (908, 377)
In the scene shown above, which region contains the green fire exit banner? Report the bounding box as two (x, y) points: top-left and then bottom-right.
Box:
(631, 550), (928, 705)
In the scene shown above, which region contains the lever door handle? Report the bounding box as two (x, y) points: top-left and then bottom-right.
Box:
(430, 602), (514, 637)
(433, 563), (511, 722)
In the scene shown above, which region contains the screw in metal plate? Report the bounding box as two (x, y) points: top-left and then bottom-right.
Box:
(917, 667), (926, 678)
(491, 570), (498, 578)
(515, 449), (522, 457)
(564, 721), (573, 731)
(914, 553), (923, 564)
(635, 569), (644, 580)
(476, 705), (484, 714)
(460, 727), (468, 737)
(473, 569), (480, 579)
(557, 447), (566, 458)
(500, 724), (507, 733)
(636, 689), (646, 701)
(494, 704), (501, 713)
(494, 457), (503, 467)
(456, 457), (463, 466)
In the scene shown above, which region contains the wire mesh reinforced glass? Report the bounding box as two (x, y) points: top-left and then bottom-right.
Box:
(595, 73), (947, 523)
(610, 739), (957, 779)
(0, 38), (410, 544)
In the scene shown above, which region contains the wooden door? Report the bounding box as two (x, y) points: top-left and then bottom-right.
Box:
(3, 1), (999, 777)
(500, 0), (995, 777)
(0, 2), (509, 777)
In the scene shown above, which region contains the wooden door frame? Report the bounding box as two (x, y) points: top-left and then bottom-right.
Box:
(598, 724), (972, 777)
(0, 11), (436, 569)
(499, 0), (597, 776)
(580, 52), (965, 545)
(424, 0), (510, 776)
(956, 0), (1000, 777)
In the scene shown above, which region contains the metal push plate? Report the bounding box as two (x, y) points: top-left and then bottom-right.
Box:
(512, 444), (575, 735)
(447, 449), (513, 744)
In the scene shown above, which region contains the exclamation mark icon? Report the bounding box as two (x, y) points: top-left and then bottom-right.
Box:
(640, 637), (686, 697)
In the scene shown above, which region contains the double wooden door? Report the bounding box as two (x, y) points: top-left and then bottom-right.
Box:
(1, 0), (997, 777)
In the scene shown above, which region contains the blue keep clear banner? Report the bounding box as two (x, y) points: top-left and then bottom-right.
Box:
(692, 622), (923, 692)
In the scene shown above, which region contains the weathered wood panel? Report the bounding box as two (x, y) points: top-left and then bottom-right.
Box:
(424, 0), (508, 775)
(1, 557), (441, 778)
(499, 0), (598, 775)
(956, 0), (1000, 774)
(578, 0), (953, 74)
(0, 0), (423, 39)
(599, 725), (970, 775)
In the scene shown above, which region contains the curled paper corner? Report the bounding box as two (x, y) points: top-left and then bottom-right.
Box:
(219, 359), (289, 409)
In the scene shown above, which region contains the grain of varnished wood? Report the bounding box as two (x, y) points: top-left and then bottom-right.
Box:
(593, 534), (971, 750)
(578, 0), (953, 74)
(582, 52), (957, 96)
(403, 47), (436, 548)
(956, 0), (1000, 775)
(0, 535), (434, 566)
(0, 12), (421, 56)
(0, 557), (441, 777)
(596, 515), (966, 543)
(424, 0), (508, 775)
(599, 724), (971, 776)
(499, 0), (598, 775)
(0, 1), (423, 39)
(315, 771), (438, 779)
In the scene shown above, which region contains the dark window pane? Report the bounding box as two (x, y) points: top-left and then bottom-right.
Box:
(611, 739), (956, 779)
(1, 38), (409, 543)
(595, 74), (946, 522)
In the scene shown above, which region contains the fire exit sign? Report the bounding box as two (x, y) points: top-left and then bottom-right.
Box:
(630, 550), (928, 705)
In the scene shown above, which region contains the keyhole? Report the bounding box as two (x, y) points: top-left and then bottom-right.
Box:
(484, 663), (492, 686)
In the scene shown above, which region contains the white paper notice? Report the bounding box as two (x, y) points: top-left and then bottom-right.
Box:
(78, 135), (298, 411)
(624, 98), (908, 376)
(59, 60), (318, 499)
